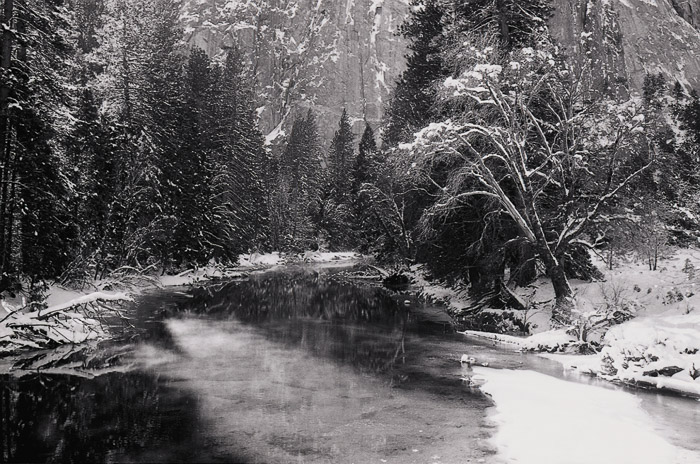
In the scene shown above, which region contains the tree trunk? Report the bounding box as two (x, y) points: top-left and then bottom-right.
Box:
(548, 260), (573, 309)
(495, 0), (511, 47)
(521, 189), (574, 317)
(0, 0), (14, 291)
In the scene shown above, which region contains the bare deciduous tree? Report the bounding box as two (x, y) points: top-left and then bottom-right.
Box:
(398, 39), (653, 319)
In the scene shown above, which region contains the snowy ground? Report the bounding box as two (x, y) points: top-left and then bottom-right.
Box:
(474, 366), (700, 464)
(416, 248), (700, 397)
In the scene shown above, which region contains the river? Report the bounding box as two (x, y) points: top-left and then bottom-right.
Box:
(1, 263), (699, 463)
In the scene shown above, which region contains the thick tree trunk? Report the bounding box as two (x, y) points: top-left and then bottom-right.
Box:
(520, 188), (574, 317)
(548, 259), (573, 307)
(0, 0), (14, 291)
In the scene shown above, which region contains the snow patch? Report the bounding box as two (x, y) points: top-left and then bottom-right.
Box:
(476, 367), (700, 463)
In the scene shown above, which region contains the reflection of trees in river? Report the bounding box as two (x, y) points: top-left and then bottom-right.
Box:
(187, 273), (408, 324)
(185, 272), (410, 375)
(0, 372), (209, 463)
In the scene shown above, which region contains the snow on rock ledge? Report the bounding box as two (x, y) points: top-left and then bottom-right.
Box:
(462, 329), (579, 352)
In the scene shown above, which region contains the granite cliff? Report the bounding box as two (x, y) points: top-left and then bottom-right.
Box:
(181, 0), (409, 147)
(182, 0), (700, 145)
(551, 0), (700, 98)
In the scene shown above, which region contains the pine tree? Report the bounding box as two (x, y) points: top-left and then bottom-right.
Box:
(169, 47), (215, 266)
(327, 109), (355, 201)
(383, 0), (447, 148)
(352, 123), (380, 196)
(278, 110), (321, 249)
(350, 123), (386, 251)
(65, 87), (118, 280)
(1, 0), (80, 291)
(209, 46), (270, 259)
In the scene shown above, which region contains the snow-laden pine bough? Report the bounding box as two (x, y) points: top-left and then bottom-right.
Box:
(0, 291), (133, 354)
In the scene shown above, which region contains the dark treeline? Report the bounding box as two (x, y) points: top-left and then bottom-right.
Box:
(0, 0), (271, 294)
(0, 0), (387, 299)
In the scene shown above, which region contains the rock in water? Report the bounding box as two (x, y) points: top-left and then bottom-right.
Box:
(383, 273), (410, 291)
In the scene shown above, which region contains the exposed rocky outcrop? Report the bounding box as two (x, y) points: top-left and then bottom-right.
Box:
(183, 0), (700, 146)
(182, 0), (408, 148)
(669, 0), (700, 29)
(551, 0), (700, 96)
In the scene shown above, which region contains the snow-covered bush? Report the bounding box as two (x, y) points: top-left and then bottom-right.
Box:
(461, 310), (531, 335)
(566, 281), (642, 344)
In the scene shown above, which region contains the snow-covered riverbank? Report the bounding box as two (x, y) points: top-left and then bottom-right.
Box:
(475, 366), (700, 464)
(0, 251), (362, 357)
(414, 249), (700, 398)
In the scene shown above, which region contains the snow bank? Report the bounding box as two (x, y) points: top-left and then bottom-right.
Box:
(159, 267), (248, 287)
(475, 367), (700, 464)
(466, 313), (700, 396)
(462, 328), (578, 351)
(298, 251), (361, 263)
(599, 313), (700, 396)
(38, 291), (132, 319)
(237, 251), (361, 268)
(539, 313), (700, 397)
(452, 249), (700, 395)
(410, 264), (471, 312)
(238, 251), (284, 268)
(0, 291), (132, 353)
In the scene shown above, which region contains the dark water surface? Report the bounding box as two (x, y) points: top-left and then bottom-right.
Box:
(1, 264), (700, 463)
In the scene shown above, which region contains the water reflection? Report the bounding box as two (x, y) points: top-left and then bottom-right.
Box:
(0, 371), (228, 463)
(0, 266), (497, 463)
(25, 266), (700, 463)
(180, 271), (414, 377)
(185, 271), (409, 325)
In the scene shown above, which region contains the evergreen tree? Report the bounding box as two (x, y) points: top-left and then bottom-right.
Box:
(65, 87), (118, 280)
(384, 0), (447, 148)
(352, 123), (381, 196)
(1, 0), (79, 291)
(350, 123), (387, 251)
(278, 110), (321, 249)
(169, 47), (215, 266)
(209, 46), (270, 259)
(315, 109), (357, 249)
(327, 109), (355, 201)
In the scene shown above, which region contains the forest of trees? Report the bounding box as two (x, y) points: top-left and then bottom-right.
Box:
(0, 0), (388, 299)
(0, 0), (271, 294)
(378, 0), (700, 318)
(2, 0), (700, 321)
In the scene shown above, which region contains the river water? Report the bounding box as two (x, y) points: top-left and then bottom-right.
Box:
(1, 264), (699, 463)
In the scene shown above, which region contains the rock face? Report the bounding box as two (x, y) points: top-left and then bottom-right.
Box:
(669, 0), (700, 28)
(183, 0), (700, 146)
(181, 0), (409, 148)
(550, 0), (700, 97)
